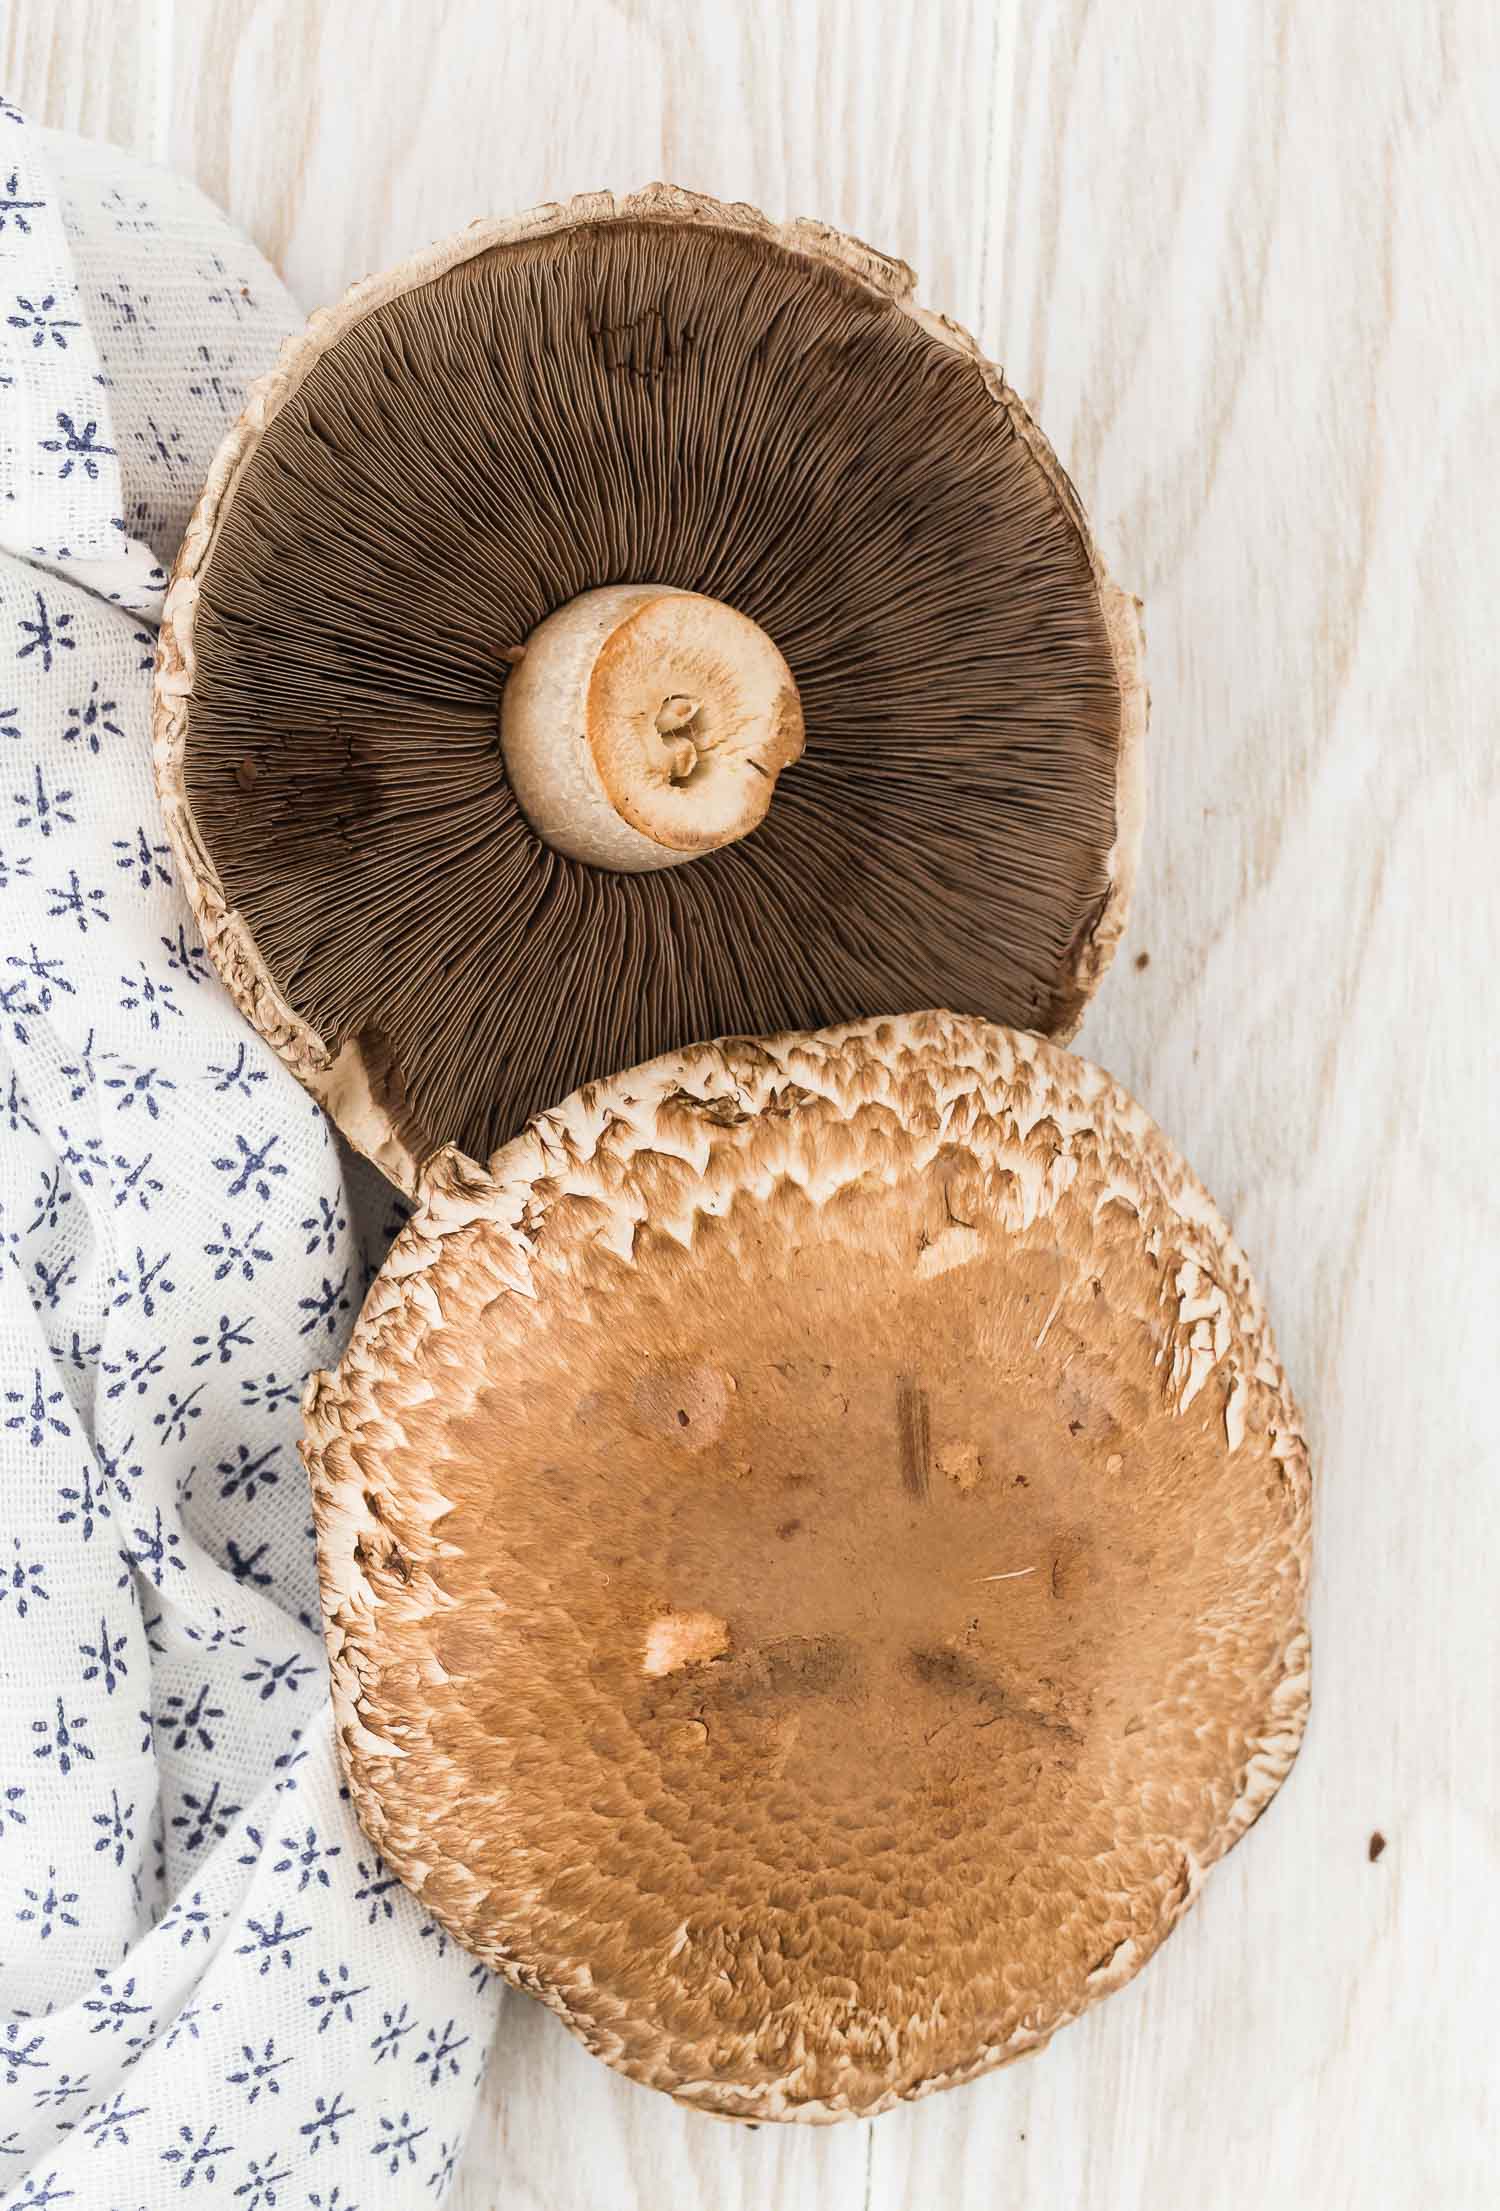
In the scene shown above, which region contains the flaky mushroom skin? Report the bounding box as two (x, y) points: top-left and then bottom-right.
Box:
(154, 184), (1146, 1196)
(302, 1011), (1308, 2123)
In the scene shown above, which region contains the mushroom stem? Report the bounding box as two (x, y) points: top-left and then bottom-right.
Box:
(499, 586), (805, 872)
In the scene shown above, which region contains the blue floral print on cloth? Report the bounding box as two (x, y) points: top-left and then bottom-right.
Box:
(0, 107), (500, 2206)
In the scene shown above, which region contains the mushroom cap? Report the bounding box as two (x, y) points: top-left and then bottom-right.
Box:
(302, 1011), (1309, 2123)
(155, 185), (1146, 1194)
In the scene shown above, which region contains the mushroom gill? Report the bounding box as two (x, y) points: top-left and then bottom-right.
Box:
(163, 190), (1144, 1184)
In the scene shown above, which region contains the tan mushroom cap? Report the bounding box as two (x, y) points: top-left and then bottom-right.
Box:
(303, 1012), (1309, 2123)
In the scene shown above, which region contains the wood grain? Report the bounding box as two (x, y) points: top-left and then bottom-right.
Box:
(162, 0), (1005, 328)
(0, 0), (168, 159)
(5, 2), (1498, 2205)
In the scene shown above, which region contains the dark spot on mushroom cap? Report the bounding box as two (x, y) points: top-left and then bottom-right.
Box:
(1368, 1829), (1386, 1861)
(1134, 949), (1150, 970)
(182, 216), (1128, 1166)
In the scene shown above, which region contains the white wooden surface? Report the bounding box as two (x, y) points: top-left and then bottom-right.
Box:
(6, 3), (1497, 2205)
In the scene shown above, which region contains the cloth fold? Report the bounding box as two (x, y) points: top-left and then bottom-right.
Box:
(1, 108), (500, 2206)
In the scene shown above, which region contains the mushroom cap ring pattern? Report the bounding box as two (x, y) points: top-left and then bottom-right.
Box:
(155, 185), (1146, 1193)
(302, 1012), (1310, 2123)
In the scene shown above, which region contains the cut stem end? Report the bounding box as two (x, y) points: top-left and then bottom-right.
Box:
(499, 585), (805, 873)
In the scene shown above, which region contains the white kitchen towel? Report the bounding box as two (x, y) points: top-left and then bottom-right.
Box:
(1, 107), (500, 2207)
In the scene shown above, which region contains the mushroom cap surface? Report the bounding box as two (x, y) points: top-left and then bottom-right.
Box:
(303, 1011), (1309, 2122)
(156, 185), (1146, 1193)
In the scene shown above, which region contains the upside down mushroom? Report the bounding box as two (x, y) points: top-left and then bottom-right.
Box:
(154, 184), (1146, 1192)
(302, 1012), (1310, 2123)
